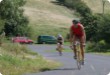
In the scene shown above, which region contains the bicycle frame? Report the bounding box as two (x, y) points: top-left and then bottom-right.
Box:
(76, 41), (82, 70)
(57, 43), (63, 56)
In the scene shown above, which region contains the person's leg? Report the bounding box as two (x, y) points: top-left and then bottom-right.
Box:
(56, 42), (60, 51)
(73, 36), (77, 59)
(58, 42), (63, 56)
(79, 36), (85, 63)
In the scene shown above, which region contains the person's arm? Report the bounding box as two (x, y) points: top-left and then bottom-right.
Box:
(83, 30), (86, 43)
(80, 25), (86, 43)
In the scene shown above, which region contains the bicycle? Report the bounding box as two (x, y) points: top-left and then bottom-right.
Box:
(76, 41), (82, 70)
(71, 41), (84, 70)
(56, 43), (63, 56)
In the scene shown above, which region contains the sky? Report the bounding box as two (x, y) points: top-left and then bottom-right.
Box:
(108, 0), (110, 2)
(0, 0), (2, 3)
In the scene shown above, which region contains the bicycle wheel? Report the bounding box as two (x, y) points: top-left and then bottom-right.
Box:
(76, 50), (81, 70)
(57, 47), (62, 56)
(59, 51), (62, 56)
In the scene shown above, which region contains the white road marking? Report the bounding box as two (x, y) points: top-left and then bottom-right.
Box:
(90, 65), (95, 71)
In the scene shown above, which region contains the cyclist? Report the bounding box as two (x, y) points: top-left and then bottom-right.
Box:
(69, 19), (86, 64)
(56, 34), (64, 56)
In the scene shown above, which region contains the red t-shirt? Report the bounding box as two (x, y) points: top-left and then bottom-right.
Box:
(71, 23), (84, 37)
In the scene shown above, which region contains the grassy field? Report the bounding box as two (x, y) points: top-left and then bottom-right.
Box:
(82, 0), (110, 13)
(0, 43), (60, 75)
(24, 0), (77, 39)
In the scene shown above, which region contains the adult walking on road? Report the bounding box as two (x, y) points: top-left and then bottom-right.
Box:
(69, 19), (86, 64)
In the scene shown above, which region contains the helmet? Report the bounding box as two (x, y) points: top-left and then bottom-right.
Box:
(58, 34), (62, 37)
(72, 19), (80, 24)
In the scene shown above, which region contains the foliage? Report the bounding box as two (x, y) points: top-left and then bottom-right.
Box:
(81, 13), (110, 44)
(86, 40), (110, 52)
(0, 0), (29, 36)
(0, 19), (5, 33)
(97, 14), (110, 43)
(0, 19), (5, 45)
(58, 0), (92, 17)
(0, 43), (59, 75)
(80, 14), (100, 41)
(75, 2), (91, 17)
(56, 0), (65, 3)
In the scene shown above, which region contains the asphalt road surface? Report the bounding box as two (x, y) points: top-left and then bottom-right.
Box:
(24, 45), (110, 75)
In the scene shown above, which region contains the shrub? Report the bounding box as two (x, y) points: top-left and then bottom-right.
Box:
(56, 0), (65, 3)
(86, 40), (110, 52)
(98, 14), (110, 43)
(64, 0), (92, 17)
(81, 14), (99, 41)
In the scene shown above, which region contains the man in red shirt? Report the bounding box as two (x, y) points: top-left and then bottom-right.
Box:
(70, 19), (86, 64)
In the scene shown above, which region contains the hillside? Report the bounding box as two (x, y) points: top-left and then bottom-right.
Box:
(83, 0), (110, 13)
(24, 0), (77, 38)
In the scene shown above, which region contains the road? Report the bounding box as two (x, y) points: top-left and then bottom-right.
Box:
(24, 45), (110, 75)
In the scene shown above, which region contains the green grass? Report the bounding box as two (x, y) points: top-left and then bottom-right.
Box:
(82, 0), (110, 13)
(0, 43), (60, 75)
(64, 42), (70, 45)
(91, 52), (110, 56)
(24, 0), (77, 39)
(84, 50), (110, 56)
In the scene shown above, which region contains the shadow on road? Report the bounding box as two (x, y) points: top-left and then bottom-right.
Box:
(53, 68), (78, 71)
(40, 68), (78, 72)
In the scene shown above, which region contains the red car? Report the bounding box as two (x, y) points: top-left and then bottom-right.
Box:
(12, 37), (33, 44)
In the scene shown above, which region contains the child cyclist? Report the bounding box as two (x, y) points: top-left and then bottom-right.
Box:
(56, 34), (64, 56)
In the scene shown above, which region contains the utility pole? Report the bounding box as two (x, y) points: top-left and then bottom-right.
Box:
(102, 0), (110, 14)
(102, 0), (106, 14)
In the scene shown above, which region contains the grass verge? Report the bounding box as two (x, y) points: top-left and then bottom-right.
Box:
(0, 43), (60, 75)
(91, 52), (110, 56)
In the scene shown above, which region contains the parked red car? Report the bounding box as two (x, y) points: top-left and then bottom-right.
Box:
(12, 37), (33, 44)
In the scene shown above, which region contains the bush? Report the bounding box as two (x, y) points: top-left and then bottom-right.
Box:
(97, 14), (110, 43)
(86, 40), (110, 52)
(56, 0), (65, 3)
(64, 0), (92, 17)
(81, 14), (99, 41)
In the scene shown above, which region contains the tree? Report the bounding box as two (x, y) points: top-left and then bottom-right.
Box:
(0, 19), (5, 33)
(80, 14), (99, 41)
(98, 14), (110, 43)
(0, 0), (29, 36)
